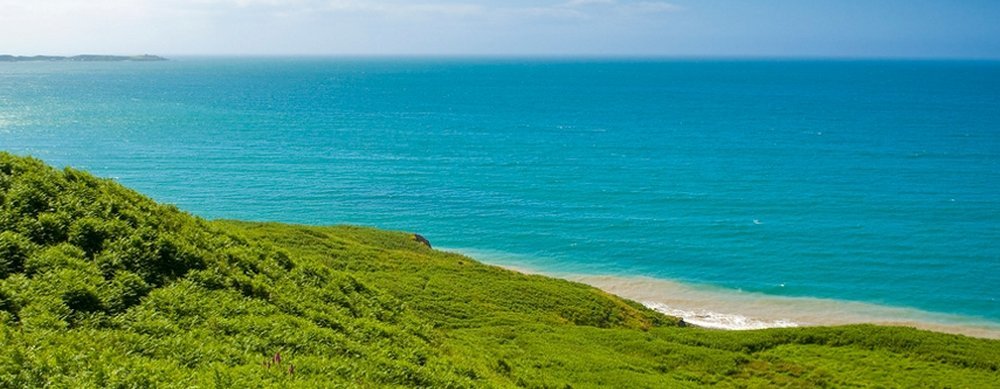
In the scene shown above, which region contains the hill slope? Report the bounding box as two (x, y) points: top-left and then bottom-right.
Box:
(0, 152), (997, 387)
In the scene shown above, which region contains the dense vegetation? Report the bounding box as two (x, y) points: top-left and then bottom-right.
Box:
(0, 152), (997, 387)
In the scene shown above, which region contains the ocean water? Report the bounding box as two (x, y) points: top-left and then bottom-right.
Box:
(1, 58), (998, 331)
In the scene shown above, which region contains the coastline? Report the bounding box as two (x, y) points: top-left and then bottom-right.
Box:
(445, 247), (1000, 339)
(579, 275), (1000, 339)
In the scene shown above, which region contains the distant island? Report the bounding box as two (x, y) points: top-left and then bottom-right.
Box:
(0, 54), (167, 62)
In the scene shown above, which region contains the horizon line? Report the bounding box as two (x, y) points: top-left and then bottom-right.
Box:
(7, 53), (999, 62)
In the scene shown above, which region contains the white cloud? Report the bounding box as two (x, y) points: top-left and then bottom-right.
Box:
(624, 1), (681, 13)
(502, 0), (679, 20)
(323, 1), (485, 16)
(562, 0), (617, 7)
(509, 6), (587, 19)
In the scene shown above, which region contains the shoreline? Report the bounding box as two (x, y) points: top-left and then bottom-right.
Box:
(445, 248), (1000, 339)
(578, 275), (1000, 339)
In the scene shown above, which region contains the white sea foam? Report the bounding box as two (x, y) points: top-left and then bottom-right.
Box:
(642, 302), (798, 330)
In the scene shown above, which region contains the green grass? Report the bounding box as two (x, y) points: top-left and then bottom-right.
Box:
(1, 152), (998, 388)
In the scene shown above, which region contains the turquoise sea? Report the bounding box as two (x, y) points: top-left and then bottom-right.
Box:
(1, 58), (998, 331)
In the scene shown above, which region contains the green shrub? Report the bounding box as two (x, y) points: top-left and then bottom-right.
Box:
(24, 243), (87, 276)
(68, 217), (113, 258)
(0, 287), (17, 323)
(62, 288), (103, 316)
(0, 231), (33, 278)
(106, 271), (151, 313)
(33, 212), (71, 245)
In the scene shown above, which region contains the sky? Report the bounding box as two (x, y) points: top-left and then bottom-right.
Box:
(1, 0), (998, 58)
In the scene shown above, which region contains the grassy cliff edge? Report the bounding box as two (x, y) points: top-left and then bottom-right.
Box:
(0, 152), (997, 387)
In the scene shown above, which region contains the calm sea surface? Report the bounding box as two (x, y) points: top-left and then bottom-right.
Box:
(2, 58), (998, 324)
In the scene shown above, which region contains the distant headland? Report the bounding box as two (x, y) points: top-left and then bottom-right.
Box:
(0, 54), (167, 62)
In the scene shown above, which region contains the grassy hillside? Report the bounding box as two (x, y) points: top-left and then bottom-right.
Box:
(0, 152), (997, 388)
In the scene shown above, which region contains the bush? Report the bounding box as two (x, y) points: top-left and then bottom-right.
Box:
(33, 212), (71, 245)
(0, 231), (33, 278)
(106, 271), (151, 313)
(4, 174), (57, 218)
(68, 217), (113, 258)
(0, 287), (18, 322)
(63, 288), (103, 316)
(24, 243), (87, 276)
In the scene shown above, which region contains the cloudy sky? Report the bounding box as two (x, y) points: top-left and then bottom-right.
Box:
(1, 0), (998, 57)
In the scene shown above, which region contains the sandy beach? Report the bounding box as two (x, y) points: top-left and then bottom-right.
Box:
(480, 257), (1000, 339)
(576, 275), (1000, 339)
